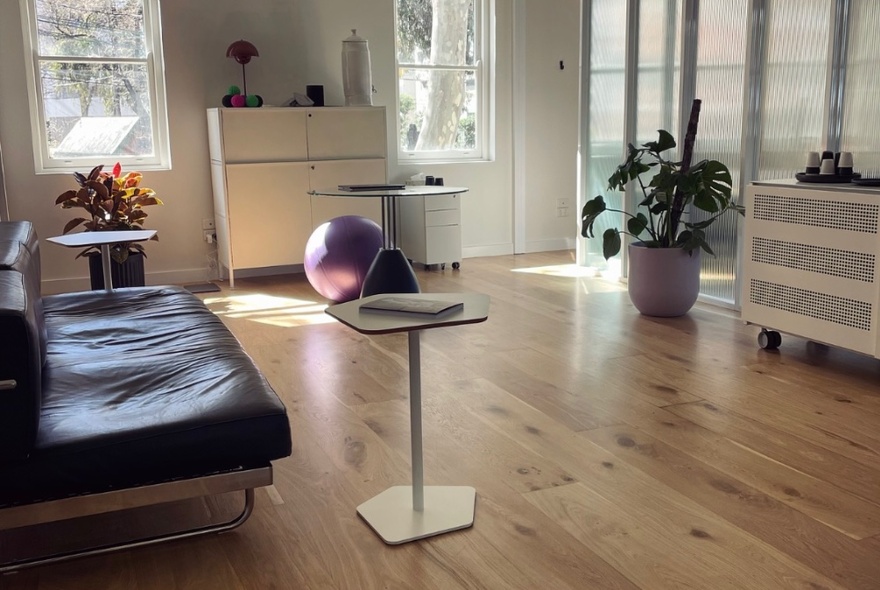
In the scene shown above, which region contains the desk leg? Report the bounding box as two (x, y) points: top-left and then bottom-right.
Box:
(100, 244), (113, 292)
(409, 331), (424, 511)
(356, 329), (476, 544)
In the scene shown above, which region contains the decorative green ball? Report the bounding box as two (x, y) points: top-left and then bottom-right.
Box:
(228, 85), (241, 95)
(246, 94), (260, 107)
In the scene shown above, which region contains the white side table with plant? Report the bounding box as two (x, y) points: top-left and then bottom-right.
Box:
(581, 99), (744, 317)
(54, 163), (164, 289)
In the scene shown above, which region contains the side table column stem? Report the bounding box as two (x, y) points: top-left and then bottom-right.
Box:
(381, 196), (388, 249)
(408, 330), (424, 512)
(100, 243), (113, 292)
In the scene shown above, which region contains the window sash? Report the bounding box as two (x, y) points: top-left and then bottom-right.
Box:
(398, 66), (483, 160)
(20, 0), (170, 173)
(394, 0), (490, 162)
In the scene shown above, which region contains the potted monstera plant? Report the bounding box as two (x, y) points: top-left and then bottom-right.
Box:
(56, 163), (163, 289)
(581, 100), (743, 317)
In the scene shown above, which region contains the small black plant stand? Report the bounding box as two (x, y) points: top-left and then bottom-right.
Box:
(88, 251), (145, 290)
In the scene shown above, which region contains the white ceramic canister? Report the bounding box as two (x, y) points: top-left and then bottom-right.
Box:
(342, 29), (373, 106)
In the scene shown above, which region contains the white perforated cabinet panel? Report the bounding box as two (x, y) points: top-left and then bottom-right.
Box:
(742, 182), (880, 356)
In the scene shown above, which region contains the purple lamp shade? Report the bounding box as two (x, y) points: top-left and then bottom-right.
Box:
(226, 40), (259, 64)
(226, 40), (259, 96)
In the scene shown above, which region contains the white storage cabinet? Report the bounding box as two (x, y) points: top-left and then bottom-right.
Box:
(398, 193), (462, 269)
(207, 107), (387, 286)
(742, 180), (880, 357)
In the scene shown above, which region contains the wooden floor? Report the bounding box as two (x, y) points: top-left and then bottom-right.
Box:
(4, 251), (880, 589)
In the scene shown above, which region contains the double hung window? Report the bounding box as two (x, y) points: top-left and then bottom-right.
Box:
(395, 0), (491, 161)
(21, 0), (170, 173)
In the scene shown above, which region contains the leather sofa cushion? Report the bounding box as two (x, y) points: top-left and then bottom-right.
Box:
(0, 286), (292, 506)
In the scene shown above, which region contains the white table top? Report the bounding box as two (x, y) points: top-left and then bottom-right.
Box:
(310, 186), (468, 198)
(46, 230), (157, 248)
(326, 293), (489, 335)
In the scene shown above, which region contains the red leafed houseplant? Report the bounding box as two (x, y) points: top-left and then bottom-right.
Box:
(55, 162), (163, 288)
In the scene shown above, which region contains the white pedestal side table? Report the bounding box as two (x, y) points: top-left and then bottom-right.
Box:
(325, 292), (489, 544)
(46, 230), (157, 292)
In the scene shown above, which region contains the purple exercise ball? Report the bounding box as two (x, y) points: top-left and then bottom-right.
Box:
(304, 215), (383, 303)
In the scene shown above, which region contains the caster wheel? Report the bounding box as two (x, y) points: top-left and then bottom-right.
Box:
(441, 263), (446, 270)
(758, 329), (782, 350)
(452, 262), (460, 270)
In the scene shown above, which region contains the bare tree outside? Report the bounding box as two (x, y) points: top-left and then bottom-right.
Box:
(32, 0), (154, 157)
(397, 0), (479, 154)
(415, 0), (471, 150)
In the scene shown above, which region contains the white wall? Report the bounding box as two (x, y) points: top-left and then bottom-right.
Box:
(0, 0), (576, 293)
(522, 0), (581, 253)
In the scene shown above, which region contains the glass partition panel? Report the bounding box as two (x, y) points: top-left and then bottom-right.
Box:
(580, 0), (628, 272)
(691, 0), (748, 303)
(637, 0), (681, 145)
(757, 0), (832, 181)
(841, 0), (880, 178)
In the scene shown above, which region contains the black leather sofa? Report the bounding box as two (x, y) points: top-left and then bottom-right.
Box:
(0, 221), (291, 571)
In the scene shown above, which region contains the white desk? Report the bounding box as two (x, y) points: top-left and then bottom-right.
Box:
(325, 292), (489, 544)
(46, 230), (156, 292)
(309, 186), (468, 296)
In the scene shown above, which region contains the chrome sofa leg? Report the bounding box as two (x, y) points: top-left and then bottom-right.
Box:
(0, 488), (256, 574)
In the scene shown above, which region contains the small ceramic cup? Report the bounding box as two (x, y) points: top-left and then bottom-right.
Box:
(805, 151), (821, 174)
(838, 151), (854, 176)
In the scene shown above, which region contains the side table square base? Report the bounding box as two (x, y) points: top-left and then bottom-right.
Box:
(357, 485), (476, 544)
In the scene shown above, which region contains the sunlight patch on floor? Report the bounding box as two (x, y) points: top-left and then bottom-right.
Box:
(203, 293), (335, 328)
(514, 259), (623, 281)
(512, 264), (600, 278)
(512, 261), (625, 295)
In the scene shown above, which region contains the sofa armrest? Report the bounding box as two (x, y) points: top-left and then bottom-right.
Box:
(0, 271), (42, 463)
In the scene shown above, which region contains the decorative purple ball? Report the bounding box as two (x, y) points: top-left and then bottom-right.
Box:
(230, 94), (246, 108)
(304, 216), (383, 303)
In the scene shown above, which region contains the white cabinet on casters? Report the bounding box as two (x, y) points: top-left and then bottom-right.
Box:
(742, 179), (880, 357)
(398, 193), (462, 270)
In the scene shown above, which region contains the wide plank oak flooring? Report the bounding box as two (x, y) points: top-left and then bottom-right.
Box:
(4, 251), (880, 589)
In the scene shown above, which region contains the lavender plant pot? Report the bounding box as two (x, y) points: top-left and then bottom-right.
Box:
(627, 243), (701, 317)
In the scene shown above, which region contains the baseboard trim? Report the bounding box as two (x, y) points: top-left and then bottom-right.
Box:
(42, 244), (577, 294)
(220, 264), (305, 281)
(523, 237), (576, 254)
(462, 244), (514, 258)
(42, 268), (214, 295)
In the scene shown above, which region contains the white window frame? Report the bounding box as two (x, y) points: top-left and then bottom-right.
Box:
(19, 0), (171, 174)
(394, 0), (493, 163)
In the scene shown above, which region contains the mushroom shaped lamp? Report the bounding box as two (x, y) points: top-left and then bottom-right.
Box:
(226, 40), (259, 97)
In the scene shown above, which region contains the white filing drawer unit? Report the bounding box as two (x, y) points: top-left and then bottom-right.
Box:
(399, 193), (462, 267)
(742, 180), (880, 357)
(207, 107), (387, 286)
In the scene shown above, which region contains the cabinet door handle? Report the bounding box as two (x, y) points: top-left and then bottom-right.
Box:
(0, 380), (17, 391)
